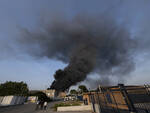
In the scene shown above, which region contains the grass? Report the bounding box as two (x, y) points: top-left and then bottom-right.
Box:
(53, 101), (82, 111)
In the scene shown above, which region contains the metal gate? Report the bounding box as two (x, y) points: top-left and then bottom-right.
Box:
(89, 84), (150, 113)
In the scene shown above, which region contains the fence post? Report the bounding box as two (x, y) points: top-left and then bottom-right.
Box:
(144, 84), (150, 95)
(96, 91), (102, 113)
(89, 91), (96, 113)
(118, 84), (137, 113)
(111, 91), (120, 113)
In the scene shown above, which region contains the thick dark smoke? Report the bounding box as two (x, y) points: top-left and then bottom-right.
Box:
(19, 15), (136, 92)
(50, 43), (97, 91)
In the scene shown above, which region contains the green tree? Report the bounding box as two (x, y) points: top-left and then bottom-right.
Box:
(78, 85), (88, 93)
(0, 81), (29, 96)
(70, 89), (78, 95)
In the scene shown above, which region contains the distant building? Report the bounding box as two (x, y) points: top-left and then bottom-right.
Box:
(58, 92), (67, 98)
(29, 89), (66, 99)
(41, 90), (56, 99)
(41, 89), (67, 99)
(28, 96), (38, 103)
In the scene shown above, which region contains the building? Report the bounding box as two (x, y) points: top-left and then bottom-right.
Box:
(83, 84), (150, 113)
(29, 89), (66, 99)
(27, 96), (38, 103)
(58, 92), (67, 98)
(41, 90), (56, 99)
(41, 89), (67, 99)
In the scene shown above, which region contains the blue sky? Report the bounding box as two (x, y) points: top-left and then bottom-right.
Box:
(0, 0), (150, 90)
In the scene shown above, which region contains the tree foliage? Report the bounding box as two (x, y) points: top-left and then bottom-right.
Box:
(0, 81), (29, 96)
(70, 89), (78, 95)
(78, 85), (88, 93)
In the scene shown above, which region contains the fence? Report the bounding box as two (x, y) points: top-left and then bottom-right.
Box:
(89, 84), (150, 113)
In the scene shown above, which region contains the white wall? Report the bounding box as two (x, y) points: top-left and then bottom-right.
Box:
(0, 96), (26, 106)
(0, 96), (4, 105)
(57, 105), (92, 112)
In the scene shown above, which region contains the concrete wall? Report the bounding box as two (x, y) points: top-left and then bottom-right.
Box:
(16, 96), (21, 105)
(57, 105), (92, 112)
(1, 96), (11, 105)
(10, 96), (17, 105)
(0, 96), (26, 106)
(0, 97), (4, 105)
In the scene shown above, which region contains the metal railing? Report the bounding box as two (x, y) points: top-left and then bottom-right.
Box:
(89, 84), (150, 113)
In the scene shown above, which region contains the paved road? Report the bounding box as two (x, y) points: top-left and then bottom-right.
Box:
(0, 102), (91, 113)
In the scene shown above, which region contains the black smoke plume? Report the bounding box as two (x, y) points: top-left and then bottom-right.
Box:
(19, 15), (136, 92)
